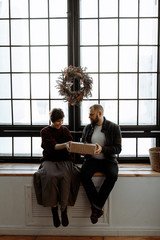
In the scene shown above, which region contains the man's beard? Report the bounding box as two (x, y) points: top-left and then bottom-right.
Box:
(91, 115), (99, 126)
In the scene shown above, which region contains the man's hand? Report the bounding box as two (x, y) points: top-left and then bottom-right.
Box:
(94, 143), (102, 155)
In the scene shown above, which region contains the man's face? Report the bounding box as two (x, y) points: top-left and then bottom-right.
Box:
(89, 107), (99, 125)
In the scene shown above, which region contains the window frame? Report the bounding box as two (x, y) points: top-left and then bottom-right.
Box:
(73, 0), (160, 163)
(0, 0), (160, 163)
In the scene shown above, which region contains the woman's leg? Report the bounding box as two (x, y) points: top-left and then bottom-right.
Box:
(59, 166), (72, 227)
(51, 206), (61, 227)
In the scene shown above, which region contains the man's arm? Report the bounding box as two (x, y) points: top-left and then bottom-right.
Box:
(102, 125), (122, 155)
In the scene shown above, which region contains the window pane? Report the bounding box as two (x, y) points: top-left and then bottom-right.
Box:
(119, 47), (137, 72)
(32, 137), (42, 157)
(10, 0), (28, 18)
(0, 0), (9, 18)
(120, 138), (136, 157)
(0, 137), (12, 156)
(80, 20), (98, 45)
(0, 74), (11, 98)
(30, 20), (48, 45)
(89, 74), (98, 99)
(11, 20), (29, 45)
(119, 100), (137, 125)
(49, 0), (67, 17)
(140, 0), (158, 17)
(120, 19), (138, 45)
(12, 47), (29, 72)
(138, 138), (156, 157)
(51, 100), (69, 125)
(14, 137), (31, 156)
(31, 74), (49, 99)
(119, 74), (137, 99)
(13, 100), (30, 125)
(50, 19), (67, 45)
(80, 47), (98, 72)
(139, 74), (157, 99)
(0, 100), (12, 124)
(0, 47), (10, 72)
(12, 74), (30, 99)
(80, 100), (98, 125)
(51, 74), (62, 99)
(30, 0), (48, 18)
(139, 100), (156, 125)
(139, 47), (157, 72)
(100, 74), (118, 99)
(32, 100), (49, 125)
(80, 0), (98, 18)
(31, 47), (48, 72)
(120, 0), (138, 17)
(99, 0), (118, 17)
(50, 47), (68, 72)
(100, 47), (118, 72)
(101, 100), (118, 124)
(139, 19), (158, 45)
(100, 19), (118, 45)
(0, 20), (9, 45)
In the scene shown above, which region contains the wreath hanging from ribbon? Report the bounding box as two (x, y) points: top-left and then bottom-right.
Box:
(56, 65), (93, 106)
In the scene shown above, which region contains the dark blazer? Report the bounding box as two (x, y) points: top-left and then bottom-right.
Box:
(82, 117), (122, 163)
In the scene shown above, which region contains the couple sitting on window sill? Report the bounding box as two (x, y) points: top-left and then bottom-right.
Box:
(33, 105), (122, 227)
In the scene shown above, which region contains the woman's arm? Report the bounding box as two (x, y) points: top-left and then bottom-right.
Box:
(54, 141), (71, 151)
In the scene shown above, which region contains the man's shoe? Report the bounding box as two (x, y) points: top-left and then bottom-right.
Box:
(90, 205), (103, 224)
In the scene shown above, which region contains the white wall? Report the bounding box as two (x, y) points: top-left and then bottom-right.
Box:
(0, 176), (160, 236)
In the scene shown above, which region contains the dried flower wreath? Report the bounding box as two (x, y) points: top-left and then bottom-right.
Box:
(56, 65), (93, 106)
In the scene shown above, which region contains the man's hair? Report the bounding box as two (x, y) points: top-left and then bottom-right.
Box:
(90, 104), (104, 115)
(49, 108), (64, 123)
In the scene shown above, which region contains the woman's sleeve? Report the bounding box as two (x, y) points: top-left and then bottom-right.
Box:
(40, 128), (57, 154)
(64, 127), (73, 142)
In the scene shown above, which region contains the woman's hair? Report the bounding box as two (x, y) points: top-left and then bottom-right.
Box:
(49, 108), (64, 123)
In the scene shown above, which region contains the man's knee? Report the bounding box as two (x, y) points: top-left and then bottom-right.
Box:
(80, 164), (92, 181)
(110, 170), (118, 182)
(80, 165), (88, 179)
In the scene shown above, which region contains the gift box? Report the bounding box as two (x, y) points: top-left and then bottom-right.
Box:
(69, 142), (96, 155)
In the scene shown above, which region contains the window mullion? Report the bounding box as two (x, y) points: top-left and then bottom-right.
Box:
(9, 0), (14, 125)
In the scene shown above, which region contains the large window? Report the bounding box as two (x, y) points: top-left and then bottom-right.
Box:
(78, 0), (160, 161)
(0, 0), (160, 162)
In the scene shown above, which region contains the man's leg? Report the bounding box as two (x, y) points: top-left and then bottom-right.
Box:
(94, 161), (118, 209)
(81, 159), (98, 205)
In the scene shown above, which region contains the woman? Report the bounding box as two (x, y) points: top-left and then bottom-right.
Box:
(34, 108), (80, 228)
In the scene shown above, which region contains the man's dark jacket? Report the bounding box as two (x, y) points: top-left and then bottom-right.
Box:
(82, 117), (122, 163)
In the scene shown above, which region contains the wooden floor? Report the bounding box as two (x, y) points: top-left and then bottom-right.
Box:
(0, 237), (160, 240)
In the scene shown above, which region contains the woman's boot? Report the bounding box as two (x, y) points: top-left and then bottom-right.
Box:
(51, 206), (61, 227)
(61, 207), (69, 227)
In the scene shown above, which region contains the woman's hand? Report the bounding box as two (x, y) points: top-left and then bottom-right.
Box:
(94, 143), (102, 155)
(54, 141), (72, 150)
(65, 141), (72, 151)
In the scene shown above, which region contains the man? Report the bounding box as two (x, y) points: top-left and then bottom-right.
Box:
(81, 104), (122, 224)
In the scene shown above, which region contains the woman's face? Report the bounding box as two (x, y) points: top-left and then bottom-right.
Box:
(53, 118), (63, 129)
